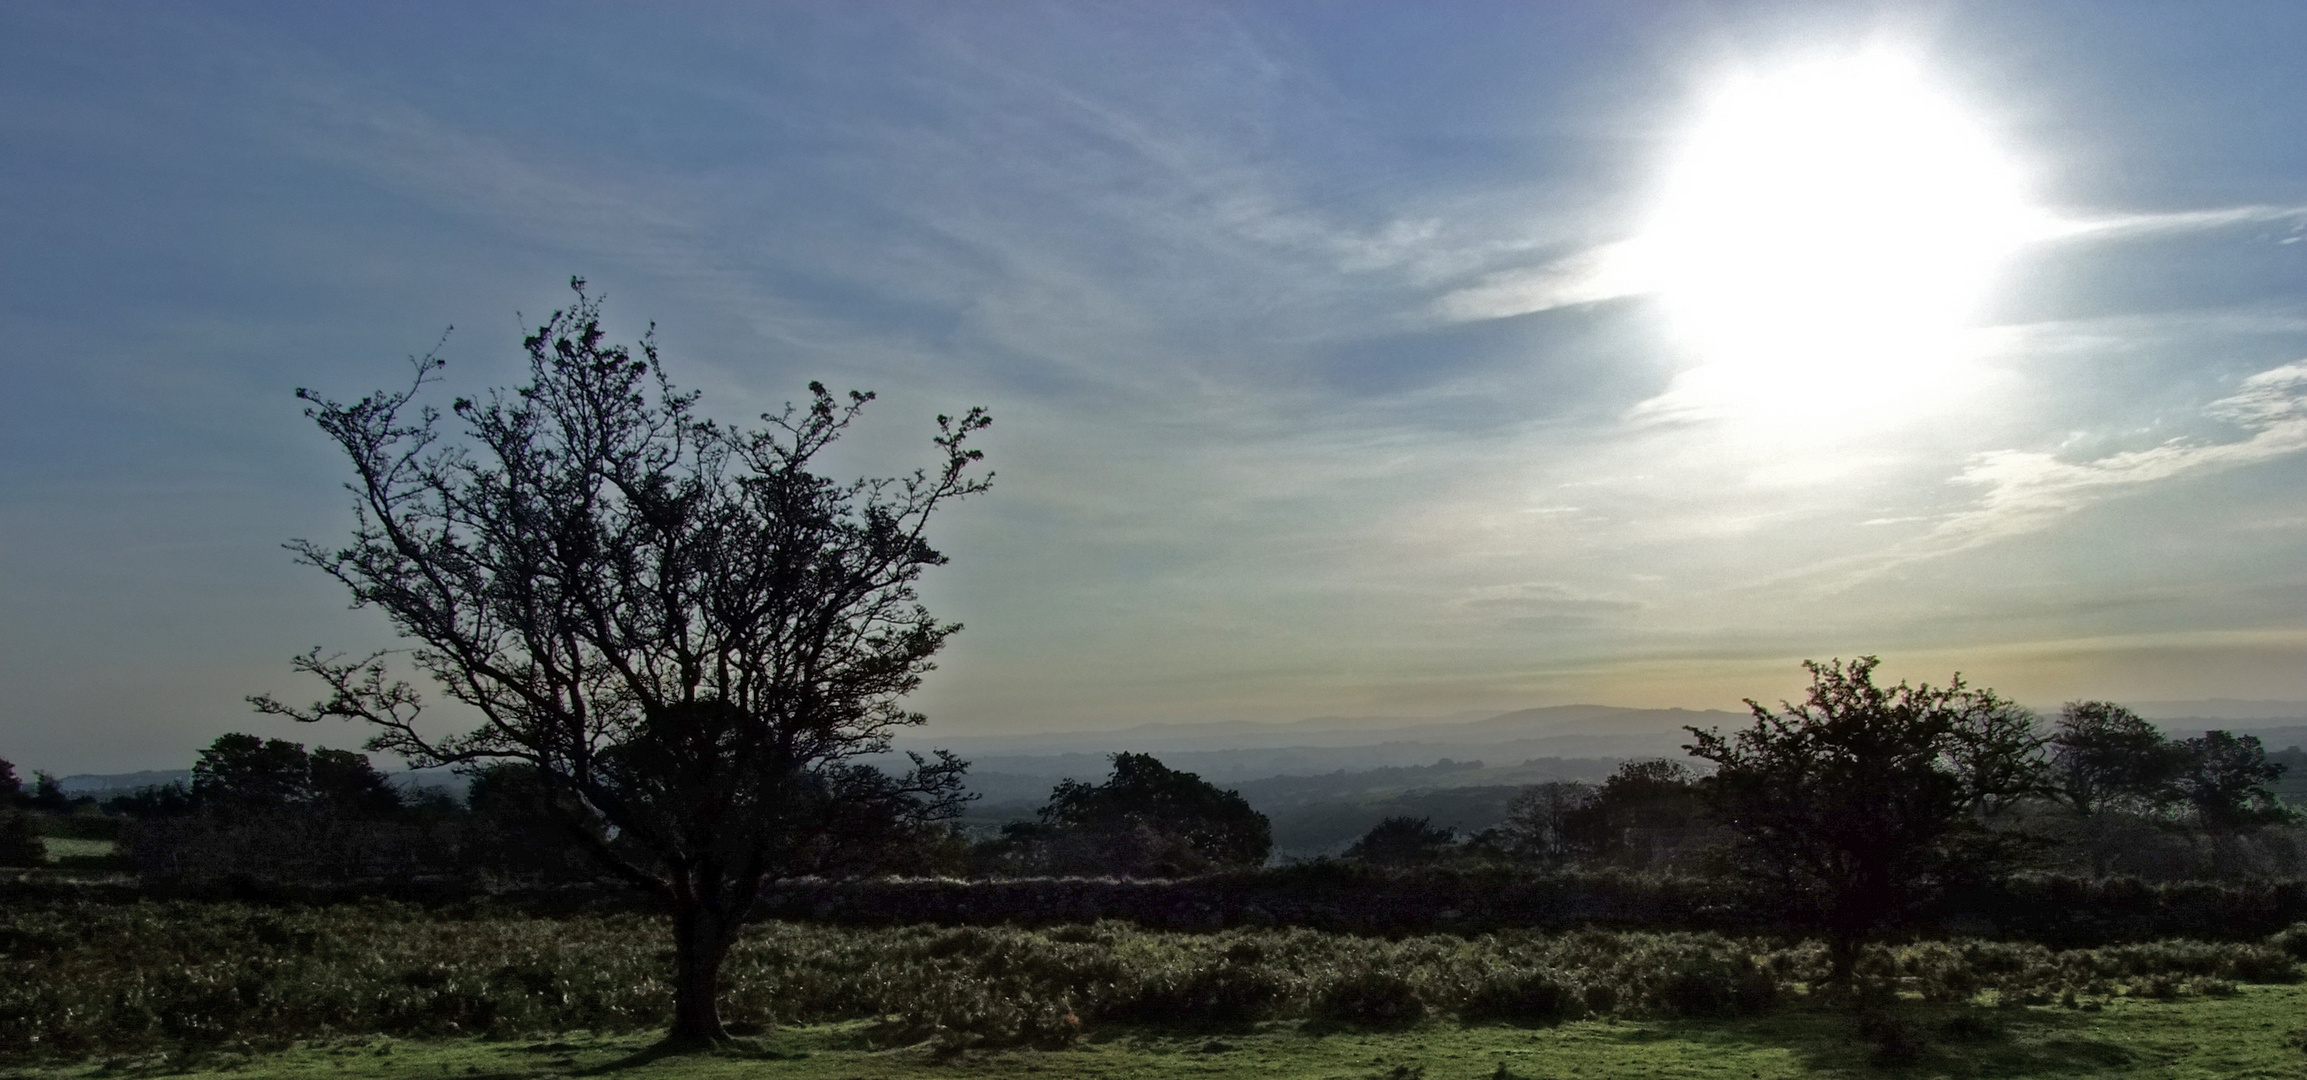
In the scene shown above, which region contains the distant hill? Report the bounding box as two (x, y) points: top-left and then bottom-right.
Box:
(56, 769), (191, 795)
(912, 704), (1740, 856)
(953, 755), (1625, 857)
(55, 766), (466, 797)
(2132, 699), (2307, 722)
(897, 704), (1741, 770)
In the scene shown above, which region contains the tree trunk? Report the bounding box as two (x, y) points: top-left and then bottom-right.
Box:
(667, 903), (734, 1045)
(1828, 933), (1861, 986)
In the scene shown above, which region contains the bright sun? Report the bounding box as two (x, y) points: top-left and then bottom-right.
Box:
(1632, 51), (2039, 412)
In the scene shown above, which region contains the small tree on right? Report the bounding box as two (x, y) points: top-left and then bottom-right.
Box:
(2048, 701), (2182, 817)
(2172, 730), (2289, 835)
(1685, 657), (2048, 981)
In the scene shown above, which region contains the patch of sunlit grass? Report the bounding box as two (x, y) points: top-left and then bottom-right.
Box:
(10, 987), (2307, 1080)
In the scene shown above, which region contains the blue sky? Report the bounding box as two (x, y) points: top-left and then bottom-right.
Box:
(3, 2), (2304, 773)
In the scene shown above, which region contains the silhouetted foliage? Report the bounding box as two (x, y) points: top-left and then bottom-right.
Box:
(250, 281), (989, 1043)
(988, 753), (1272, 876)
(1686, 657), (2050, 979)
(1344, 816), (1458, 866)
(2174, 731), (2289, 835)
(0, 807), (42, 867)
(101, 782), (197, 819)
(1561, 760), (1720, 869)
(182, 734), (403, 819)
(0, 757), (34, 867)
(307, 747), (405, 820)
(455, 763), (604, 882)
(1496, 781), (1597, 864)
(117, 735), (450, 883)
(2050, 701), (2180, 817)
(25, 771), (71, 813)
(192, 734), (311, 811)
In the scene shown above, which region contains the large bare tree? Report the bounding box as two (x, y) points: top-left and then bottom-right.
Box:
(254, 280), (989, 1042)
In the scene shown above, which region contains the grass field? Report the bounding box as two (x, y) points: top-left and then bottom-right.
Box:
(8, 902), (2307, 1076)
(37, 838), (118, 867)
(6, 985), (2304, 1080)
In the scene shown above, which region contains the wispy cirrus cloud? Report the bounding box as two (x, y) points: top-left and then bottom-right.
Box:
(1430, 240), (1654, 322)
(1856, 360), (2307, 574)
(1431, 203), (2307, 326)
(1457, 581), (1645, 631)
(2036, 204), (2307, 243)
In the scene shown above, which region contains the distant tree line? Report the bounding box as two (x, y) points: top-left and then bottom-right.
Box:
(16, 667), (2294, 906)
(1328, 658), (2295, 979)
(68, 738), (1272, 886)
(79, 735), (596, 884)
(1345, 686), (2292, 881)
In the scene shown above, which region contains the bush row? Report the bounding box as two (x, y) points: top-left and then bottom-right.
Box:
(748, 867), (2307, 946)
(4, 899), (2302, 1058)
(18, 862), (2307, 946)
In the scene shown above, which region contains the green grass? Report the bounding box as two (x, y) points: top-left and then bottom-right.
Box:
(38, 838), (119, 869)
(6, 985), (2305, 1080)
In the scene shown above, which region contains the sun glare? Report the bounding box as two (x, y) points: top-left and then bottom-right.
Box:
(1632, 51), (2039, 415)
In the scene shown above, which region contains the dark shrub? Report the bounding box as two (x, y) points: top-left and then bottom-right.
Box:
(1460, 971), (1581, 1025)
(1314, 971), (1426, 1029)
(1658, 967), (1775, 1017)
(2228, 945), (2299, 983)
(1110, 961), (1288, 1028)
(1903, 941), (1980, 1003)
(0, 810), (43, 868)
(2267, 923), (2307, 961)
(1936, 1011), (2001, 1043)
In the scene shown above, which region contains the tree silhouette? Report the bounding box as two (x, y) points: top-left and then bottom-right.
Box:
(1686, 657), (2048, 980)
(1498, 781), (1596, 864)
(2173, 730), (2288, 834)
(1560, 759), (1714, 868)
(998, 753), (1271, 875)
(2049, 701), (2179, 816)
(1344, 816), (1457, 866)
(253, 281), (989, 1043)
(193, 734), (315, 811)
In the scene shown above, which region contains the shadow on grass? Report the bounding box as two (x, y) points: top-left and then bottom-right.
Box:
(1646, 1002), (2134, 1076)
(568, 1037), (809, 1075)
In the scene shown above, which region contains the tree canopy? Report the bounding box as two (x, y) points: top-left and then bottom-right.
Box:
(2049, 701), (2179, 817)
(253, 281), (990, 1042)
(993, 752), (1272, 876)
(189, 733), (403, 818)
(1343, 816), (1458, 866)
(1686, 657), (2049, 978)
(2173, 730), (2289, 834)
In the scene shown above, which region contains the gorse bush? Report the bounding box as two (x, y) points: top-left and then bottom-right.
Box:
(1900, 936), (2296, 1001)
(1457, 970), (1580, 1026)
(1312, 970), (1426, 1029)
(4, 900), (2304, 1059)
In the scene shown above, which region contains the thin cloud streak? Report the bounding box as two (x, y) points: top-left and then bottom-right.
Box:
(1842, 360), (2307, 580)
(2037, 204), (2307, 242)
(1432, 202), (2307, 325)
(1431, 240), (1651, 322)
